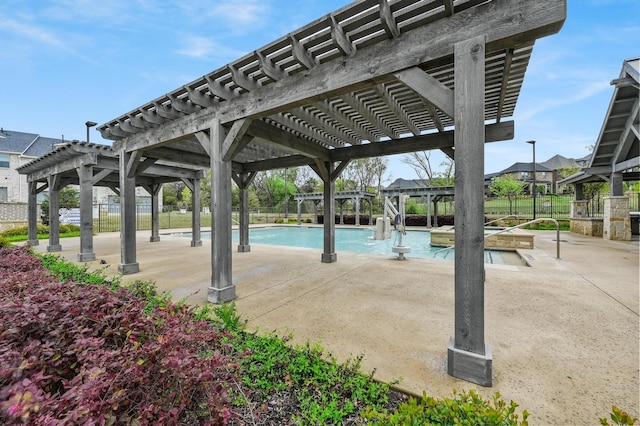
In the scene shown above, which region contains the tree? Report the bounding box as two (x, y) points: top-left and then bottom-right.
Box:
(343, 157), (389, 194)
(402, 151), (436, 182)
(489, 175), (524, 215)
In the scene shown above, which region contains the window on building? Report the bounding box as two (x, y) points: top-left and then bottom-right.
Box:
(0, 187), (7, 202)
(520, 172), (529, 179)
(0, 154), (9, 168)
(541, 172), (546, 178)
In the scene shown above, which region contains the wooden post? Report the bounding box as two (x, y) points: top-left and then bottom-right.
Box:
(47, 174), (62, 252)
(322, 161), (337, 263)
(448, 34), (493, 387)
(191, 176), (202, 247)
(77, 164), (96, 261)
(118, 149), (139, 274)
(150, 184), (161, 242)
(208, 120), (236, 303)
(27, 181), (39, 246)
(234, 172), (255, 253)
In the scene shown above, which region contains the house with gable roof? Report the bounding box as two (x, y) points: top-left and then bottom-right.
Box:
(0, 128), (57, 203)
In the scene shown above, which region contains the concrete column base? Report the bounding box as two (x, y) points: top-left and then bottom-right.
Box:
(207, 285), (236, 304)
(321, 253), (337, 263)
(77, 252), (96, 262)
(447, 336), (493, 387)
(118, 262), (140, 274)
(191, 240), (203, 247)
(150, 236), (160, 242)
(26, 239), (39, 246)
(47, 244), (62, 252)
(237, 244), (251, 252)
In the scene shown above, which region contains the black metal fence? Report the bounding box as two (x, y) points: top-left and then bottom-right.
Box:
(93, 205), (313, 232)
(92, 192), (639, 231)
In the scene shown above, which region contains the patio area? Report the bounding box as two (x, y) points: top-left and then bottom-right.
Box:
(29, 228), (640, 424)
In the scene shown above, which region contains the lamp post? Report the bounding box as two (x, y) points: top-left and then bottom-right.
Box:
(526, 140), (536, 220)
(85, 121), (97, 144)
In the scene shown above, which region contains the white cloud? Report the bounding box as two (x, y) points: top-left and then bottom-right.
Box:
(0, 18), (69, 51)
(174, 35), (247, 60)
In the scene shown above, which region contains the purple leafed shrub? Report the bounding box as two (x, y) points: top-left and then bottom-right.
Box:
(0, 246), (237, 425)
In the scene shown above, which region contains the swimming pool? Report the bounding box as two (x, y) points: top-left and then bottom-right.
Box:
(175, 226), (522, 265)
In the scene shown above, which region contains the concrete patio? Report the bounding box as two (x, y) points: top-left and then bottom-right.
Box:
(29, 228), (639, 425)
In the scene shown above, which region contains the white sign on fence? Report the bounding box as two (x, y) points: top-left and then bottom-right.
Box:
(59, 208), (81, 225)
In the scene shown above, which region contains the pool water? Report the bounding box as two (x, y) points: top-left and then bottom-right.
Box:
(179, 226), (521, 265)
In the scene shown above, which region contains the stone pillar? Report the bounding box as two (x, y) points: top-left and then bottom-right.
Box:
(448, 35), (492, 387)
(191, 177), (202, 247)
(47, 175), (62, 252)
(603, 196), (631, 241)
(77, 164), (96, 261)
(297, 199), (303, 225)
(208, 120), (236, 303)
(118, 150), (139, 274)
(426, 194), (433, 228)
(27, 181), (39, 246)
(355, 196), (361, 226)
(570, 200), (589, 218)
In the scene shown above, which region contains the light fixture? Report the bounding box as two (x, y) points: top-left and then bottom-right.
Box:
(85, 121), (98, 144)
(526, 140), (536, 220)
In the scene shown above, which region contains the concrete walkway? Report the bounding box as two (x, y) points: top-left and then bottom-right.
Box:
(30, 228), (639, 425)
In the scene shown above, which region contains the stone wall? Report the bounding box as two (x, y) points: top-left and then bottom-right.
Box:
(430, 226), (534, 250)
(603, 196), (631, 241)
(570, 218), (603, 237)
(0, 203), (41, 232)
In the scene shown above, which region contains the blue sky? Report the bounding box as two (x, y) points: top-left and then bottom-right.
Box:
(1, 0), (638, 183)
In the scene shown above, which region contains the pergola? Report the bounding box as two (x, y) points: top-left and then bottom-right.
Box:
(293, 190), (375, 225)
(561, 57), (639, 191)
(97, 0), (566, 386)
(17, 142), (207, 260)
(381, 185), (455, 227)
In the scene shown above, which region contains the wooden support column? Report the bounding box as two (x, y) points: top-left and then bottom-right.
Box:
(191, 177), (202, 247)
(575, 183), (584, 200)
(426, 194), (433, 228)
(338, 199), (345, 224)
(448, 34), (492, 387)
(77, 164), (96, 261)
(47, 174), (62, 252)
(208, 120), (236, 303)
(149, 184), (161, 242)
(610, 172), (624, 196)
(322, 161), (337, 263)
(118, 149), (140, 274)
(27, 181), (39, 246)
(297, 199), (303, 225)
(232, 171), (256, 253)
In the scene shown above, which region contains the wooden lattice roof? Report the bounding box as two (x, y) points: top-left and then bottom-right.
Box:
(98, 0), (566, 172)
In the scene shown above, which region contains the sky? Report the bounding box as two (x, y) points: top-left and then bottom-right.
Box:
(1, 0), (638, 184)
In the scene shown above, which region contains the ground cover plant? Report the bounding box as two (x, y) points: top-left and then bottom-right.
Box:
(2, 246), (634, 425)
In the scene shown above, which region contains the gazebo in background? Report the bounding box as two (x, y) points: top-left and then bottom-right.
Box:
(561, 57), (639, 240)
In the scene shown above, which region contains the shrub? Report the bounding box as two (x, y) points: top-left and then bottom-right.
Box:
(362, 389), (529, 425)
(0, 246), (238, 425)
(0, 237), (11, 248)
(600, 406), (639, 425)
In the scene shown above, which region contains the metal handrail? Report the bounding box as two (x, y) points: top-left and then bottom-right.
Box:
(484, 214), (520, 227)
(433, 217), (561, 259)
